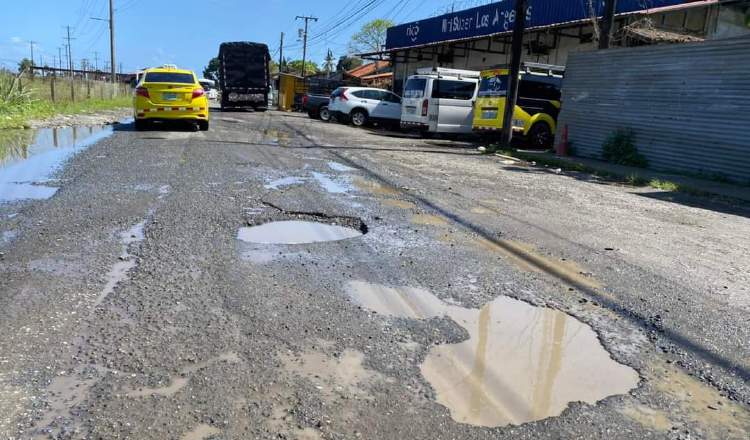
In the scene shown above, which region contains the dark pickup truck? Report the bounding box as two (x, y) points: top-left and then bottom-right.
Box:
(303, 94), (331, 121)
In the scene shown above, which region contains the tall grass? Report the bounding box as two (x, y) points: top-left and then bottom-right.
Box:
(0, 70), (131, 129)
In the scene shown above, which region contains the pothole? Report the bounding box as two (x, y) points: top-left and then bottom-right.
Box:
(238, 221), (363, 245)
(240, 203), (367, 245)
(346, 281), (639, 428)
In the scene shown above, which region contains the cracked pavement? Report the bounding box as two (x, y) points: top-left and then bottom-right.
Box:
(0, 110), (748, 439)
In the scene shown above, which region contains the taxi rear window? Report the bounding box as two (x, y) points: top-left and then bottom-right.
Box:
(144, 72), (195, 84)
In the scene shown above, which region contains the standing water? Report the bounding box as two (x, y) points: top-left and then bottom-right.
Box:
(347, 281), (639, 427)
(0, 124), (115, 203)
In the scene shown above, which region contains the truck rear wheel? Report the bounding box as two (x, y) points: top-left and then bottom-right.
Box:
(319, 106), (330, 122)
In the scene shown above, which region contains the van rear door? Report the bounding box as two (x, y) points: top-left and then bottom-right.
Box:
(401, 77), (428, 125)
(432, 79), (478, 133)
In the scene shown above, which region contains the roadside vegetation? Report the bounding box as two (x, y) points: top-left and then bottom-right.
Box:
(0, 68), (131, 130)
(496, 149), (726, 199)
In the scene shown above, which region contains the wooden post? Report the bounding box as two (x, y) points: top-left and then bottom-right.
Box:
(87, 80), (91, 99)
(70, 79), (75, 102)
(50, 76), (56, 103)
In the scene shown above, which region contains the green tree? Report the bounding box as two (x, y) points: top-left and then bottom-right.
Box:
(269, 59), (279, 75)
(287, 60), (319, 76)
(17, 58), (33, 74)
(336, 55), (363, 73)
(202, 57), (220, 81)
(348, 19), (395, 54)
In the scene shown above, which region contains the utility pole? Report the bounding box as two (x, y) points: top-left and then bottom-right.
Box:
(29, 41), (36, 66)
(58, 47), (63, 71)
(295, 15), (318, 78)
(500, 0), (528, 149)
(109, 0), (116, 83)
(91, 0), (116, 83)
(93, 51), (99, 71)
(599, 0), (617, 49)
(278, 32), (284, 73)
(64, 26), (75, 78)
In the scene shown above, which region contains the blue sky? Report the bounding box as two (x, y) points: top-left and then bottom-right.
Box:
(0, 0), (482, 75)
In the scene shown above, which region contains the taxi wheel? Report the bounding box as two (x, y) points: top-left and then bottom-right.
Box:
(198, 121), (209, 131)
(529, 122), (553, 149)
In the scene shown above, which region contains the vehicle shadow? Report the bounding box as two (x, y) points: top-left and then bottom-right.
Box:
(113, 120), (200, 133)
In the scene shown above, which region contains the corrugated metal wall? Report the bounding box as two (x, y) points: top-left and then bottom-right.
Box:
(556, 36), (750, 184)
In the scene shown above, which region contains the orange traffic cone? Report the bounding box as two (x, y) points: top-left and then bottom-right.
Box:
(556, 124), (569, 156)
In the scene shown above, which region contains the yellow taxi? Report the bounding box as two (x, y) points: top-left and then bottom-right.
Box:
(133, 65), (209, 131)
(473, 63), (564, 148)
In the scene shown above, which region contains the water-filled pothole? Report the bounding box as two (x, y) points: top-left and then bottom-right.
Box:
(347, 281), (639, 428)
(238, 220), (364, 245)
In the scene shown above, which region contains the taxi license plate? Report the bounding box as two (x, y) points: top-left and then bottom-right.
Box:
(482, 110), (498, 119)
(163, 93), (178, 101)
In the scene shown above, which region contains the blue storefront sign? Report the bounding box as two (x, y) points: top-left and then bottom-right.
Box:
(385, 0), (697, 50)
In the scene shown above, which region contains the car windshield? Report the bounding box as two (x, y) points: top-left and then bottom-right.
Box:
(403, 78), (427, 98)
(144, 72), (195, 84)
(478, 74), (508, 97)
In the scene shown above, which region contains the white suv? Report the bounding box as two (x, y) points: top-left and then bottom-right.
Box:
(328, 87), (402, 128)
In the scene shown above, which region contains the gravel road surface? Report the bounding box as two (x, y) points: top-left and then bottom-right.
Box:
(0, 110), (748, 439)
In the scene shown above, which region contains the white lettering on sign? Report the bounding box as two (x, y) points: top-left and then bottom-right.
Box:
(475, 11), (491, 30)
(407, 22), (420, 42)
(502, 6), (533, 31)
(442, 15), (474, 33)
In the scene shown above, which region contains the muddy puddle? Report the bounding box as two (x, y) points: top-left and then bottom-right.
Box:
(237, 221), (363, 245)
(347, 281), (639, 427)
(0, 124), (114, 203)
(353, 177), (400, 196)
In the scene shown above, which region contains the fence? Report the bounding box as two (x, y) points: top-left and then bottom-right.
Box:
(17, 75), (131, 104)
(556, 36), (750, 184)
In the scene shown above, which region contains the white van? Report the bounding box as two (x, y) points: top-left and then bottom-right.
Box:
(400, 67), (480, 135)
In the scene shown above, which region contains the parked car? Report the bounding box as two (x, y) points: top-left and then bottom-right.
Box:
(199, 79), (219, 100)
(303, 94), (332, 121)
(328, 87), (402, 128)
(133, 65), (209, 131)
(400, 67), (480, 135)
(473, 63), (564, 148)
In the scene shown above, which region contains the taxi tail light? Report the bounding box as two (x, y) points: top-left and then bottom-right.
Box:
(421, 99), (429, 116)
(136, 87), (149, 98)
(192, 88), (205, 99)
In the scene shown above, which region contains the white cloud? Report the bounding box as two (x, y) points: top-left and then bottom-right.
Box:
(10, 37), (23, 44)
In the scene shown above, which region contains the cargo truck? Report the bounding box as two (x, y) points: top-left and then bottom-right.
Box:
(218, 42), (270, 111)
